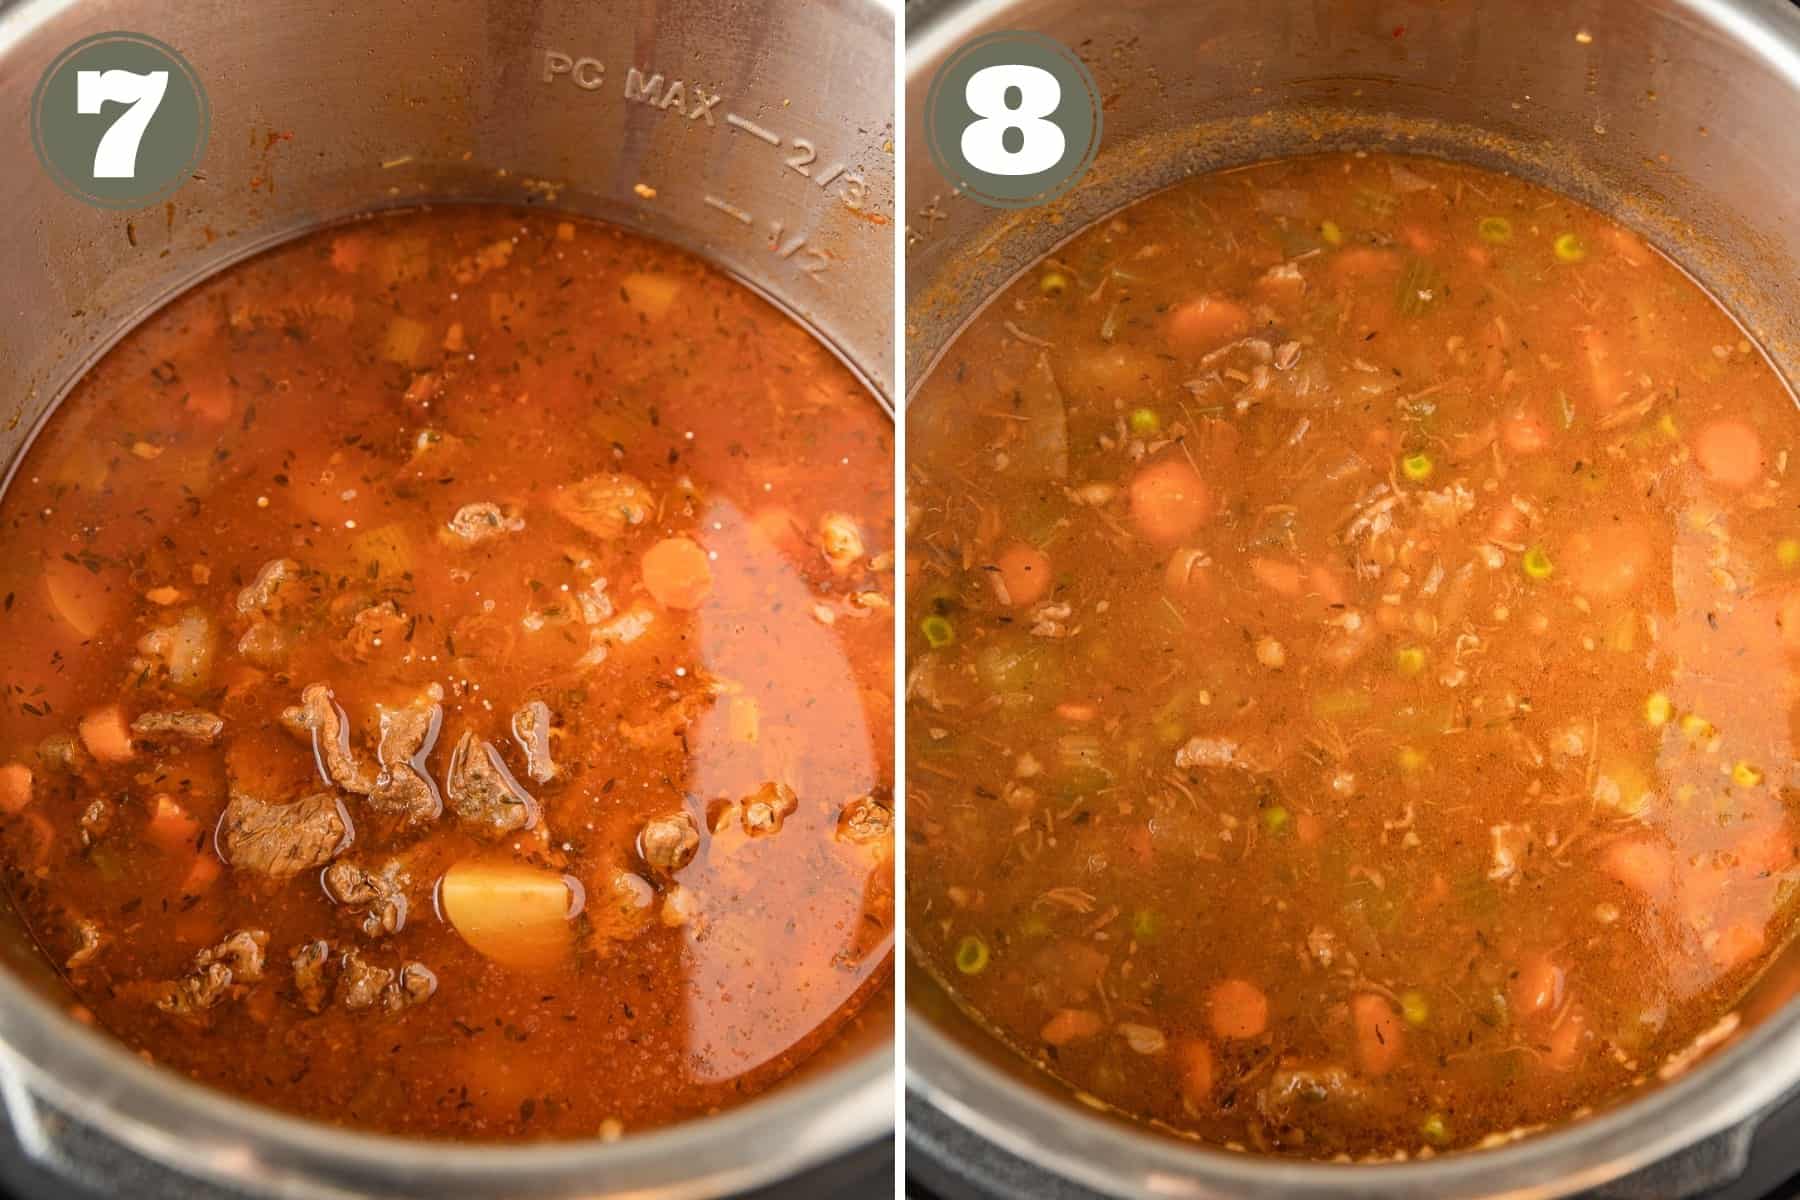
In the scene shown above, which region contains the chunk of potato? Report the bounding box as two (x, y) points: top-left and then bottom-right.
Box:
(621, 273), (680, 320)
(439, 860), (573, 971)
(44, 557), (122, 640)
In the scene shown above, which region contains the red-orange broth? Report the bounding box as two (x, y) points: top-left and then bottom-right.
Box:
(0, 208), (894, 1138)
(907, 153), (1800, 1157)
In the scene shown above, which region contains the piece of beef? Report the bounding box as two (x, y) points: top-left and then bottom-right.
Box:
(335, 949), (436, 1013)
(77, 798), (112, 847)
(640, 810), (700, 873)
(1255, 1061), (1384, 1151)
(742, 781), (798, 837)
(132, 612), (215, 693)
(156, 929), (268, 1018)
(337, 600), (409, 664)
(366, 699), (442, 825)
(236, 558), (299, 615)
(37, 734), (90, 775)
(292, 939), (333, 1013)
(510, 700), (558, 784)
(131, 709), (225, 744)
(157, 962), (233, 1018)
(444, 731), (537, 836)
(837, 789), (893, 844)
(323, 860), (410, 937)
(218, 789), (352, 877)
(65, 918), (102, 970)
(288, 683), (376, 793)
(390, 962), (438, 1010)
(203, 929), (268, 981)
(552, 473), (654, 540)
(336, 949), (392, 1011)
(444, 502), (524, 546)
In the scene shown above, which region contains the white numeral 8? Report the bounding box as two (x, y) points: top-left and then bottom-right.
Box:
(961, 64), (1064, 176)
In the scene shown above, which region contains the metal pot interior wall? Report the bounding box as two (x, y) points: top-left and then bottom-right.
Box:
(904, 0), (1800, 1194)
(0, 0), (893, 1194)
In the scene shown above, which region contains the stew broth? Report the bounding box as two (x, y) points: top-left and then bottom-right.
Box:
(0, 208), (894, 1138)
(907, 153), (1800, 1157)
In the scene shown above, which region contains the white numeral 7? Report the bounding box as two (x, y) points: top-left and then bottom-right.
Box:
(76, 69), (169, 179)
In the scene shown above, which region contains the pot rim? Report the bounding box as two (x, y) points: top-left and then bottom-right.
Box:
(0, 0), (896, 1194)
(902, 0), (1800, 1194)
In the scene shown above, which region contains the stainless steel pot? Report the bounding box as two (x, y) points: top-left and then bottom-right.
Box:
(0, 0), (894, 1195)
(904, 1), (1800, 1196)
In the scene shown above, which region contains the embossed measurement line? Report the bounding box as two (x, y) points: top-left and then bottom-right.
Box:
(725, 113), (781, 146)
(703, 194), (753, 224)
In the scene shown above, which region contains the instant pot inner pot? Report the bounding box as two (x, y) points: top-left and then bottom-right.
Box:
(905, 0), (1800, 1196)
(0, 0), (892, 1196)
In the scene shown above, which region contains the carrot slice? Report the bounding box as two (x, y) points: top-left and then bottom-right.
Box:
(641, 537), (713, 610)
(1501, 407), (1551, 455)
(1330, 247), (1403, 283)
(329, 234), (369, 274)
(1602, 839), (1673, 895)
(179, 852), (222, 895)
(1174, 1038), (1215, 1109)
(1129, 460), (1212, 546)
(1166, 297), (1250, 357)
(1250, 557), (1303, 596)
(1351, 992), (1405, 1076)
(1693, 419), (1764, 489)
(78, 706), (133, 763)
(1209, 978), (1269, 1039)
(994, 543), (1052, 608)
(1040, 1007), (1104, 1046)
(1509, 952), (1565, 1017)
(1567, 524), (1652, 599)
(145, 794), (201, 855)
(0, 764), (32, 816)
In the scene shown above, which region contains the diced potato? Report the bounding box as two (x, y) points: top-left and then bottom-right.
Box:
(488, 291), (529, 326)
(144, 793), (201, 854)
(381, 316), (431, 366)
(0, 763), (32, 815)
(440, 860), (574, 971)
(140, 611), (216, 692)
(621, 272), (680, 320)
(374, 237), (430, 287)
(45, 557), (123, 640)
(78, 706), (133, 763)
(351, 523), (414, 580)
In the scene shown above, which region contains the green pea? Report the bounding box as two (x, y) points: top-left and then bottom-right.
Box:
(1420, 1113), (1450, 1146)
(954, 934), (990, 975)
(1477, 216), (1513, 244)
(1261, 805), (1291, 836)
(1039, 270), (1070, 297)
(920, 615), (955, 648)
(1129, 408), (1162, 437)
(1131, 908), (1163, 943)
(1401, 451), (1434, 482)
(1522, 546), (1554, 580)
(1401, 990), (1431, 1026)
(1553, 232), (1587, 263)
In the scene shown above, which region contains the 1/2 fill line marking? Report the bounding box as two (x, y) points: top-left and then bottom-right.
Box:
(703, 194), (753, 224)
(724, 113), (781, 145)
